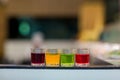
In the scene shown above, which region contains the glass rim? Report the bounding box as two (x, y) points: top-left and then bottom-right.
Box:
(47, 49), (58, 53)
(31, 48), (45, 53)
(62, 49), (72, 54)
(77, 49), (89, 54)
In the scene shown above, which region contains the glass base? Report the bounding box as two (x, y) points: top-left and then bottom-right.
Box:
(61, 63), (74, 67)
(46, 64), (59, 67)
(75, 63), (89, 67)
(31, 63), (45, 66)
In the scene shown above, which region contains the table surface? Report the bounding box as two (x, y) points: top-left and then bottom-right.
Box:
(0, 65), (120, 80)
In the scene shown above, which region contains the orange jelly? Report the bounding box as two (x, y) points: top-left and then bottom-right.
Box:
(45, 49), (60, 67)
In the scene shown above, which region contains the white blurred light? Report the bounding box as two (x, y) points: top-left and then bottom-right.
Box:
(112, 45), (120, 50)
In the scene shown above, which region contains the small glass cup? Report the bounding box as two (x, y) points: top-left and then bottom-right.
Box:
(61, 49), (75, 67)
(31, 48), (45, 66)
(45, 49), (60, 67)
(75, 49), (90, 67)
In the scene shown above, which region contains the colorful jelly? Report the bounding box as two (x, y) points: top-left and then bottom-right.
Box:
(45, 49), (60, 67)
(31, 48), (45, 66)
(61, 49), (74, 67)
(75, 49), (90, 67)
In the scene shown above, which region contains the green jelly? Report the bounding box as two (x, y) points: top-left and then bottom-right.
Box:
(61, 54), (74, 67)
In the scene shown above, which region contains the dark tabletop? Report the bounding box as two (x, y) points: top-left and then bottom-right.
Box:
(0, 65), (120, 69)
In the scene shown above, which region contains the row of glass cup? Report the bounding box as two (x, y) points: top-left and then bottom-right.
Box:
(31, 49), (90, 67)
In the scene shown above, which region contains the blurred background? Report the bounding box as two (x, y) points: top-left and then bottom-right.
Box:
(0, 0), (120, 65)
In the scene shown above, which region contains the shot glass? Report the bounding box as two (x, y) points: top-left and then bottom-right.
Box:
(45, 49), (60, 67)
(31, 48), (45, 66)
(61, 49), (75, 67)
(75, 49), (90, 67)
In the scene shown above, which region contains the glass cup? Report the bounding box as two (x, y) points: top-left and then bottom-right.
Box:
(45, 49), (60, 67)
(75, 49), (90, 67)
(61, 49), (75, 67)
(31, 48), (45, 66)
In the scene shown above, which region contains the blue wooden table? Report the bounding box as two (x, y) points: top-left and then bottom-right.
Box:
(0, 65), (119, 80)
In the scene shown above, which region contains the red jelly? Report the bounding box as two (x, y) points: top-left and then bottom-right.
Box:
(75, 49), (90, 67)
(31, 49), (45, 66)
